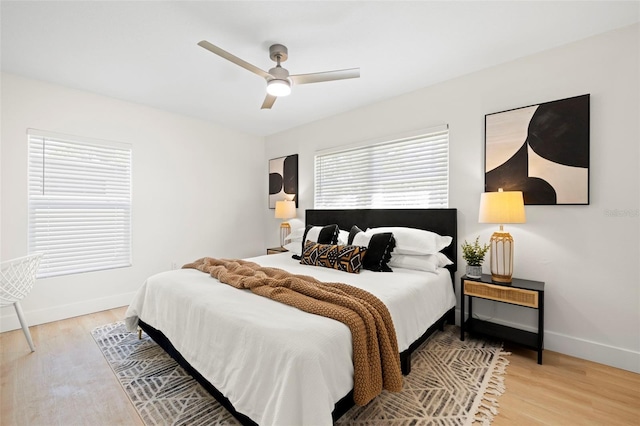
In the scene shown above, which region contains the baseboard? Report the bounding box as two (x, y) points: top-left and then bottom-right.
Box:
(544, 330), (640, 374)
(455, 308), (640, 374)
(0, 292), (136, 333)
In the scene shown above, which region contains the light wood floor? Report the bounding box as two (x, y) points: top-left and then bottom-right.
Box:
(1, 307), (639, 426)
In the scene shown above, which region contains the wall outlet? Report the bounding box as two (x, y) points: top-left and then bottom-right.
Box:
(171, 262), (177, 270)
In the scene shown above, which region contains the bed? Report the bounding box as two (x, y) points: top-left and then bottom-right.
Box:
(125, 208), (457, 425)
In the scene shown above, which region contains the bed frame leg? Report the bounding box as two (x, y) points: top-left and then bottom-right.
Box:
(137, 327), (142, 340)
(401, 354), (411, 375)
(446, 307), (455, 326)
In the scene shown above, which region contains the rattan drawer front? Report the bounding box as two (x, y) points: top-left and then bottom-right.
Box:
(464, 281), (538, 308)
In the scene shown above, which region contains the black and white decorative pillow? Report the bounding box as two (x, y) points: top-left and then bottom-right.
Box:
(300, 240), (367, 274)
(348, 225), (395, 272)
(292, 224), (340, 260)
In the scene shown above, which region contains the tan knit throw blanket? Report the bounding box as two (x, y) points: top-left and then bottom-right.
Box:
(183, 257), (403, 406)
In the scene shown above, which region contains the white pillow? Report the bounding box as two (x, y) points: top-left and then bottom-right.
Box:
(435, 252), (454, 267)
(288, 218), (304, 229)
(337, 229), (350, 245)
(388, 254), (438, 273)
(387, 252), (453, 273)
(367, 227), (452, 255)
(283, 241), (302, 255)
(284, 227), (305, 243)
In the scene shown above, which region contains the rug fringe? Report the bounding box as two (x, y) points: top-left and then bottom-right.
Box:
(465, 350), (511, 426)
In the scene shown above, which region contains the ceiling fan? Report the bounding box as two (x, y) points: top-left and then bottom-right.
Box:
(198, 40), (360, 109)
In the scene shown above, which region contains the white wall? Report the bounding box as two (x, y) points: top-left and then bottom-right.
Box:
(1, 73), (266, 331)
(265, 24), (640, 373)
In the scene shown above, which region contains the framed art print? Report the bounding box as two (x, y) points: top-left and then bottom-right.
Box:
(485, 94), (590, 205)
(269, 154), (298, 208)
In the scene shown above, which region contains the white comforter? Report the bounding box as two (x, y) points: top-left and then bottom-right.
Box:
(125, 253), (456, 426)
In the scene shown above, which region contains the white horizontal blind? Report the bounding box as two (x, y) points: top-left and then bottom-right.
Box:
(315, 128), (449, 208)
(28, 130), (132, 278)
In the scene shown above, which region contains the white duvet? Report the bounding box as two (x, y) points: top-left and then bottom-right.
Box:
(125, 253), (456, 426)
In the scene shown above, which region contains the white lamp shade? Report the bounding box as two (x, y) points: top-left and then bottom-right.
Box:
(478, 190), (526, 224)
(275, 200), (296, 219)
(266, 79), (291, 97)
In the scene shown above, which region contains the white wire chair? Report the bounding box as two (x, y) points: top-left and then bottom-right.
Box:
(1, 253), (43, 352)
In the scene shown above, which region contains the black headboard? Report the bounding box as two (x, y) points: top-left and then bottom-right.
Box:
(305, 209), (457, 273)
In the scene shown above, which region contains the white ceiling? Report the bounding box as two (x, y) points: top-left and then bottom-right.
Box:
(2, 1), (638, 136)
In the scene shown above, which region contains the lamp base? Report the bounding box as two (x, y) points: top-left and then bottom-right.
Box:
(279, 222), (291, 247)
(491, 273), (513, 284)
(489, 230), (514, 283)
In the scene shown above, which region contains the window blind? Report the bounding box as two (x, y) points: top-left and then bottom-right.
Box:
(28, 130), (132, 278)
(314, 127), (449, 209)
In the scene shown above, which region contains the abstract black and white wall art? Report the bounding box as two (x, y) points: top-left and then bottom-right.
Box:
(269, 154), (298, 208)
(485, 94), (590, 205)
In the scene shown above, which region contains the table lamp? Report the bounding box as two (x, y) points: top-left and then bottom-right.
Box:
(275, 200), (296, 247)
(478, 188), (526, 283)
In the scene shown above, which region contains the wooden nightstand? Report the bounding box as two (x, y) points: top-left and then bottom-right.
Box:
(460, 274), (545, 364)
(266, 247), (288, 255)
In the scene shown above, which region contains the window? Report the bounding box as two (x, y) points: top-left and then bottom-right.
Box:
(314, 125), (448, 208)
(28, 130), (132, 278)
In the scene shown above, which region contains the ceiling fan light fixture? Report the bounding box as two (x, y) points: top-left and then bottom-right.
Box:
(198, 40), (360, 109)
(266, 79), (291, 97)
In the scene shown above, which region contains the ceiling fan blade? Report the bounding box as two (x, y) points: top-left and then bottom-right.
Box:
(198, 40), (271, 79)
(261, 94), (277, 109)
(290, 68), (360, 85)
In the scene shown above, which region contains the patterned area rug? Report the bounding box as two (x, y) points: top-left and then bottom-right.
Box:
(91, 322), (508, 426)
